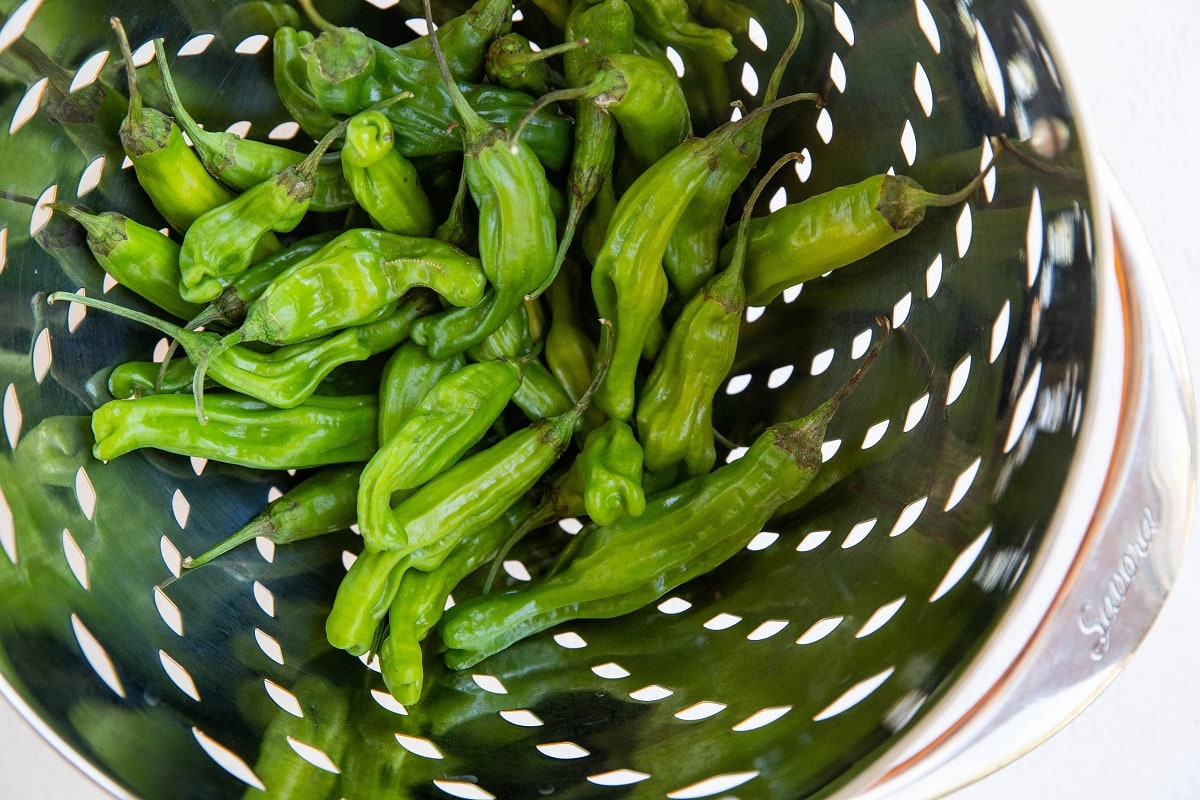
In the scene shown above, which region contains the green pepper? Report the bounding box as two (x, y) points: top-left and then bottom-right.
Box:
(637, 152), (799, 477)
(407, 1), (559, 359)
(440, 328), (885, 667)
(551, 0), (636, 273)
(273, 27), (343, 139)
(110, 18), (247, 235)
(738, 167), (993, 306)
(341, 109), (436, 237)
(175, 112), (355, 304)
(357, 358), (522, 553)
(155, 38), (355, 213)
(183, 463), (362, 569)
(662, 0), (806, 298)
(51, 290), (435, 410)
(181, 228), (485, 420)
(467, 303), (575, 421)
(588, 90), (820, 421)
(397, 0), (513, 80)
(484, 33), (579, 95)
(90, 392), (378, 469)
(576, 418), (645, 524)
(380, 497), (536, 704)
(362, 322), (610, 558)
(107, 358), (196, 399)
(377, 341), (467, 443)
(1, 195), (201, 321)
(543, 258), (605, 430)
(625, 0), (737, 60)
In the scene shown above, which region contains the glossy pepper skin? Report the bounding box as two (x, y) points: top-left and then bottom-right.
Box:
(379, 498), (534, 704)
(440, 333), (884, 668)
(737, 172), (984, 306)
(467, 303), (575, 421)
(591, 53), (692, 169)
(357, 359), (522, 550)
(111, 18), (239, 234)
(41, 203), (202, 321)
(636, 153), (801, 477)
(273, 27), (343, 139)
(589, 93), (819, 421)
(54, 290), (434, 410)
(90, 392), (378, 469)
(556, 0), (635, 268)
(236, 228), (486, 348)
(576, 419), (645, 524)
(155, 38), (354, 213)
(377, 341), (466, 443)
(176, 115), (352, 304)
(408, 1), (559, 359)
(662, 0), (806, 298)
(182, 463), (363, 569)
(341, 109), (436, 237)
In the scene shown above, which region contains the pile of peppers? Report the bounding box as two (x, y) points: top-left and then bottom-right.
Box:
(12, 0), (1002, 706)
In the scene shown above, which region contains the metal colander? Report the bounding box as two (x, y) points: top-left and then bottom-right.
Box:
(0, 0), (1194, 798)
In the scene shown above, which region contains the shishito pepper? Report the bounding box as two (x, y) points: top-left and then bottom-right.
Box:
(182, 463), (363, 569)
(175, 114), (356, 304)
(408, 0), (559, 358)
(376, 341), (467, 443)
(50, 290), (436, 409)
(364, 320), (612, 555)
(662, 0), (807, 298)
(440, 326), (886, 668)
(273, 27), (344, 139)
(738, 165), (995, 306)
(89, 392), (378, 469)
(188, 228), (486, 421)
(155, 38), (355, 213)
(110, 18), (244, 235)
(638, 153), (801, 477)
(379, 497), (536, 704)
(340, 109), (436, 237)
(467, 302), (575, 421)
(589, 89), (820, 421)
(1, 194), (201, 322)
(356, 358), (522, 550)
(575, 418), (645, 524)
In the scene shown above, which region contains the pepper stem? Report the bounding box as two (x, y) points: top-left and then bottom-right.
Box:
(110, 18), (143, 125)
(481, 504), (555, 593)
(153, 38), (209, 150)
(762, 0), (805, 106)
(297, 0), (338, 32)
(183, 515), (273, 569)
(916, 147), (1001, 208)
(502, 36), (589, 68)
(191, 330), (244, 424)
(508, 67), (624, 153)
(725, 151), (807, 283)
(422, 0), (489, 143)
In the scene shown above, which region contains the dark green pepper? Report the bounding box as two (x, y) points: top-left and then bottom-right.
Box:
(440, 328), (885, 667)
(90, 392), (378, 469)
(273, 27), (343, 139)
(182, 463), (363, 569)
(467, 302), (575, 421)
(484, 32), (578, 95)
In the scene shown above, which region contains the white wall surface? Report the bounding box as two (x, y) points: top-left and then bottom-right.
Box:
(1, 0), (1198, 797)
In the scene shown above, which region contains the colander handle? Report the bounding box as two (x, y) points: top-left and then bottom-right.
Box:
(845, 165), (1198, 800)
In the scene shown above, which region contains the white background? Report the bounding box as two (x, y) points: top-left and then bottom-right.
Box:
(2, 0), (1199, 797)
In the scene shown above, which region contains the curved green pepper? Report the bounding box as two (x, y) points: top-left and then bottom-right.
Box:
(341, 109), (436, 237)
(377, 341), (467, 443)
(273, 27), (343, 139)
(91, 392), (378, 469)
(183, 463), (363, 569)
(440, 330), (885, 667)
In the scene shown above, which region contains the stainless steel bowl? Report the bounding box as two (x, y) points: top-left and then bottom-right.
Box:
(0, 0), (1193, 798)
